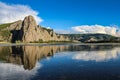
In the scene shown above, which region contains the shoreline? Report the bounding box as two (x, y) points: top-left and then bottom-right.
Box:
(1, 42), (120, 46)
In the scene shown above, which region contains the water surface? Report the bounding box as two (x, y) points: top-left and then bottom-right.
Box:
(0, 44), (120, 80)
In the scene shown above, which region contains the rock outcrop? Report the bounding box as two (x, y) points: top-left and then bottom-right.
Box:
(0, 15), (70, 43)
(21, 15), (42, 42)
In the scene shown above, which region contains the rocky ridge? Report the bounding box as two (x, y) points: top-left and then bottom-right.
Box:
(0, 15), (70, 43)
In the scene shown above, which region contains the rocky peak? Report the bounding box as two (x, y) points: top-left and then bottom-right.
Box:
(22, 15), (37, 31)
(21, 15), (40, 42)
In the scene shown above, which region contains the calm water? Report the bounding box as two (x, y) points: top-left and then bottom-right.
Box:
(1, 44), (120, 80)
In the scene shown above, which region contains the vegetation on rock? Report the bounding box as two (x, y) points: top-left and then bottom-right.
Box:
(0, 23), (11, 30)
(62, 33), (120, 43)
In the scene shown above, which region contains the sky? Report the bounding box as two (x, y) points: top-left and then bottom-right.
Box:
(0, 0), (120, 36)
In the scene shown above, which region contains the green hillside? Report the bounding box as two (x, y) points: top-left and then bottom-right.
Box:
(0, 23), (11, 30)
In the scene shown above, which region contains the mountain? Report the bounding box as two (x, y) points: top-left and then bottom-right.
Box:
(0, 15), (70, 43)
(62, 34), (120, 43)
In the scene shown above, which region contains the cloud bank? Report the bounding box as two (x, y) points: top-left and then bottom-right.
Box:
(0, 2), (43, 24)
(72, 25), (120, 36)
(56, 25), (120, 37)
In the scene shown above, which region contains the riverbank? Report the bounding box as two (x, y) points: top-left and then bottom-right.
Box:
(1, 42), (120, 46)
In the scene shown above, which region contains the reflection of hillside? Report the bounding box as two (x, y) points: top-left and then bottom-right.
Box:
(0, 47), (10, 61)
(0, 45), (120, 69)
(0, 46), (69, 70)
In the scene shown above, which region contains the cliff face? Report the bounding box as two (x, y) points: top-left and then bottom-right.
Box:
(0, 15), (70, 43)
(21, 15), (42, 42)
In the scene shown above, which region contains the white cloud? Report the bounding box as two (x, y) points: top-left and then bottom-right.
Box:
(0, 2), (43, 24)
(72, 24), (120, 36)
(55, 29), (78, 34)
(46, 27), (51, 29)
(55, 29), (71, 34)
(55, 24), (120, 36)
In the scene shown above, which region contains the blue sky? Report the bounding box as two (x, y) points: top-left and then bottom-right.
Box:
(0, 0), (120, 35)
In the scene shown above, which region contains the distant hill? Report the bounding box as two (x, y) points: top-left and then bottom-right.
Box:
(62, 34), (120, 43)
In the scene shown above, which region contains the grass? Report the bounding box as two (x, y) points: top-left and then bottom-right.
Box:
(0, 30), (11, 42)
(0, 23), (12, 41)
(29, 40), (74, 44)
(0, 30), (11, 39)
(0, 23), (11, 30)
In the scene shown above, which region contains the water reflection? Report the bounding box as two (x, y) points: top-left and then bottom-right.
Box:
(0, 63), (41, 80)
(0, 45), (120, 69)
(0, 45), (120, 80)
(0, 45), (69, 80)
(72, 47), (120, 62)
(0, 46), (70, 70)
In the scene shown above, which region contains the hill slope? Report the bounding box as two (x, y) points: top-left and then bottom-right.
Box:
(62, 34), (120, 43)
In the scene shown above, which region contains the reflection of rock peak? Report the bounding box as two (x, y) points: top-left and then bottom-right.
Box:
(0, 45), (120, 70)
(0, 45), (68, 70)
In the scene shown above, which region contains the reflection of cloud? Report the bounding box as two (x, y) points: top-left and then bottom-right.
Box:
(72, 48), (120, 62)
(0, 62), (42, 80)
